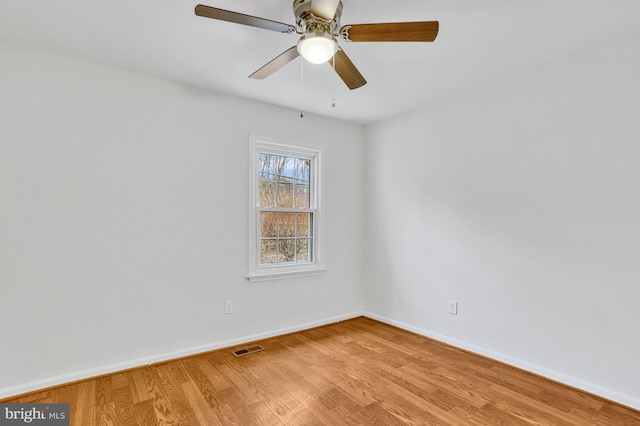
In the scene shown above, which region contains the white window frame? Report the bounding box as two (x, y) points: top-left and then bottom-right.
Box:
(247, 135), (325, 282)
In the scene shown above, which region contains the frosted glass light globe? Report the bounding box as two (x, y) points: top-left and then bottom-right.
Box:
(298, 34), (337, 64)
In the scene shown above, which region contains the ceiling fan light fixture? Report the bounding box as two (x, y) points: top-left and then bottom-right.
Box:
(297, 32), (337, 64)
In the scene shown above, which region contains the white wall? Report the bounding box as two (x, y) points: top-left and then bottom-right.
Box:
(0, 42), (365, 395)
(364, 33), (640, 409)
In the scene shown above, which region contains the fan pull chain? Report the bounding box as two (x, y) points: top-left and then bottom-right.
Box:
(299, 58), (305, 118)
(331, 54), (336, 108)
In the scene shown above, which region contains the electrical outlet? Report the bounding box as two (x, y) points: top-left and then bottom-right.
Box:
(224, 300), (233, 315)
(449, 300), (458, 315)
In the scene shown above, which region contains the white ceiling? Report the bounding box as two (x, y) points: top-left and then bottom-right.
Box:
(1, 0), (639, 123)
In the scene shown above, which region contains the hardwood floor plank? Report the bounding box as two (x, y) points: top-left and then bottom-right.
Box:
(140, 366), (183, 425)
(358, 402), (408, 426)
(249, 400), (284, 425)
(94, 376), (112, 407)
(383, 380), (464, 424)
(70, 380), (97, 426)
(297, 395), (350, 425)
(3, 317), (639, 425)
(477, 402), (533, 425)
(214, 403), (246, 426)
(289, 407), (324, 426)
(261, 356), (330, 413)
(214, 361), (264, 406)
(127, 368), (152, 404)
(155, 364), (202, 425)
(488, 382), (588, 425)
(96, 402), (117, 426)
(111, 374), (134, 408)
(180, 358), (227, 409)
(180, 381), (224, 426)
(124, 400), (157, 426)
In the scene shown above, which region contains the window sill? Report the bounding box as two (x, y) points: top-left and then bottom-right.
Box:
(246, 267), (327, 283)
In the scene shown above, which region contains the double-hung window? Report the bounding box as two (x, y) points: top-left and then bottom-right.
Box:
(248, 136), (324, 282)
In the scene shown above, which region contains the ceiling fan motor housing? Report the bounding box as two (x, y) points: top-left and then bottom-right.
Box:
(293, 0), (343, 34)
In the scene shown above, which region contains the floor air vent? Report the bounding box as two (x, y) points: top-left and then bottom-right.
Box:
(232, 345), (264, 357)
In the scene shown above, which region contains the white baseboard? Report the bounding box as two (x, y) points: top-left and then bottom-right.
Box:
(0, 311), (364, 400)
(364, 312), (640, 411)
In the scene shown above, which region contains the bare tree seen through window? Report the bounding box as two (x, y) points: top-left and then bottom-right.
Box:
(258, 153), (312, 265)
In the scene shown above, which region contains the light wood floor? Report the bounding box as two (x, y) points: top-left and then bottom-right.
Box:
(4, 317), (640, 425)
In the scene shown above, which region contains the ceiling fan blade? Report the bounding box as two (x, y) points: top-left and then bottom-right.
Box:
(341, 21), (439, 42)
(330, 48), (367, 90)
(195, 4), (296, 34)
(310, 0), (341, 20)
(249, 46), (300, 80)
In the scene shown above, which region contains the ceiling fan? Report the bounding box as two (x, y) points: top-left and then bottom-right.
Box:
(195, 0), (438, 90)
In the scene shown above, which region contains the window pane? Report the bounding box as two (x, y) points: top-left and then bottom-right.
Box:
(297, 239), (311, 263)
(259, 154), (275, 182)
(260, 212), (277, 238)
(259, 154), (269, 181)
(295, 158), (310, 183)
(277, 182), (294, 208)
(279, 156), (294, 180)
(296, 213), (311, 237)
(263, 154), (291, 183)
(294, 185), (310, 208)
(260, 240), (278, 265)
(278, 239), (297, 263)
(259, 181), (275, 207)
(278, 213), (296, 237)
(271, 155), (284, 182)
